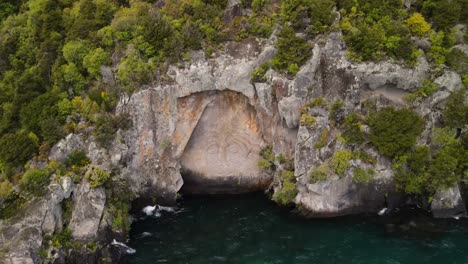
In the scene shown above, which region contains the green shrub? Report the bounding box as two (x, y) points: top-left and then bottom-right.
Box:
(367, 107), (424, 158)
(276, 154), (286, 164)
(0, 192), (26, 219)
(300, 114), (316, 127)
(0, 180), (13, 199)
(257, 159), (273, 170)
(427, 30), (450, 66)
(271, 25), (312, 76)
(340, 1), (419, 64)
(305, 96), (328, 109)
(329, 100), (344, 125)
(109, 198), (130, 233)
(52, 229), (73, 249)
(21, 169), (51, 196)
(246, 13), (276, 38)
(352, 167), (375, 184)
(251, 67), (267, 83)
(309, 166), (328, 183)
(405, 80), (438, 102)
(353, 151), (376, 165)
(446, 48), (468, 75)
(342, 112), (364, 145)
(251, 0), (269, 12)
(393, 146), (431, 195)
(280, 0), (335, 34)
(65, 150), (91, 168)
(85, 166), (110, 188)
(428, 147), (460, 192)
(287, 63), (300, 75)
(94, 113), (132, 148)
(405, 13), (431, 37)
(272, 170), (297, 205)
(259, 145), (275, 162)
(314, 128), (330, 149)
(329, 149), (353, 176)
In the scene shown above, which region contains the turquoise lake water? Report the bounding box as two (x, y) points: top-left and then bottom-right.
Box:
(128, 193), (468, 264)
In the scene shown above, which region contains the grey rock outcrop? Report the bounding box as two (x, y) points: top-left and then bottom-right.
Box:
(431, 185), (467, 218)
(69, 179), (106, 241)
(294, 108), (393, 216)
(0, 182), (67, 263)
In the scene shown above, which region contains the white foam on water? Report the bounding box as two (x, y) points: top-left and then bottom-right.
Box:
(142, 205), (179, 217)
(111, 239), (136, 254)
(378, 208), (388, 216)
(142, 205), (157, 216)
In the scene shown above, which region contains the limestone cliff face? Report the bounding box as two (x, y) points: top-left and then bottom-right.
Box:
(1, 29), (466, 263)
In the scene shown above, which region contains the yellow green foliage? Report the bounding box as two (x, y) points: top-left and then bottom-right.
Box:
(0, 180), (13, 199)
(272, 170), (297, 206)
(300, 114), (316, 127)
(405, 80), (438, 103)
(352, 167), (375, 184)
(305, 97), (328, 109)
(406, 13), (431, 37)
(85, 165), (110, 188)
(257, 145), (275, 171)
(314, 128), (330, 149)
(20, 168), (51, 196)
(309, 165), (328, 183)
(329, 149), (353, 176)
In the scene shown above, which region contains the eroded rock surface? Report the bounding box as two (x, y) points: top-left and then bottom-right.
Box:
(180, 91), (268, 194)
(431, 185), (467, 218)
(69, 179), (106, 241)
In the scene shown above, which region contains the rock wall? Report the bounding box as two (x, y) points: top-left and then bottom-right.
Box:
(114, 36), (297, 202)
(180, 91), (270, 194)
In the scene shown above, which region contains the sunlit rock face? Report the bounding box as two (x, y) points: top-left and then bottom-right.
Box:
(180, 91), (270, 194)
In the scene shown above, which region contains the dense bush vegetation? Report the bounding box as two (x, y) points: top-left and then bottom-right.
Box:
(342, 112), (364, 145)
(368, 107), (424, 158)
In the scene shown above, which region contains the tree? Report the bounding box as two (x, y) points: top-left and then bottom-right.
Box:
(62, 40), (91, 69)
(83, 48), (110, 77)
(272, 25), (312, 75)
(0, 131), (39, 168)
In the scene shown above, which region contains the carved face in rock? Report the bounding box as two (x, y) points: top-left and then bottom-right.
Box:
(180, 92), (263, 179)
